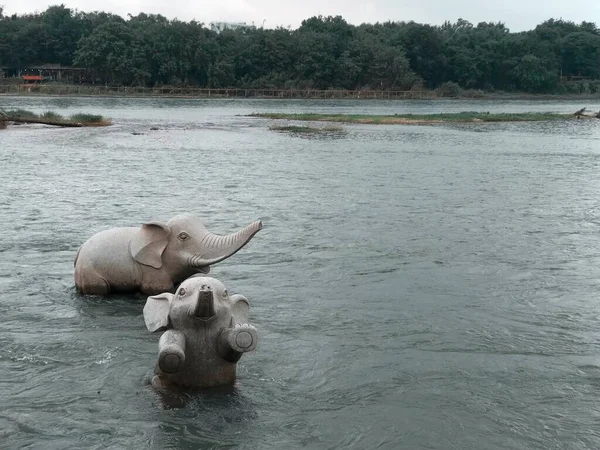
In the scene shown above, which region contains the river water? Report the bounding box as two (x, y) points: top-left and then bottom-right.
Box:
(1, 96), (600, 449)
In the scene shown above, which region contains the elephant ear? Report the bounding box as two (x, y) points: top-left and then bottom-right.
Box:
(130, 221), (170, 269)
(230, 294), (250, 326)
(143, 293), (174, 332)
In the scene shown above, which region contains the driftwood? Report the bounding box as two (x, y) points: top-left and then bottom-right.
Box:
(3, 117), (84, 127)
(574, 107), (600, 119)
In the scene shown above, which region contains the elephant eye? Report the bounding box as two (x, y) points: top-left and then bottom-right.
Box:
(177, 232), (189, 241)
(178, 287), (186, 296)
(222, 289), (228, 299)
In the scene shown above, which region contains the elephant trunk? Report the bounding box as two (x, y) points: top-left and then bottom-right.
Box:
(190, 220), (263, 268)
(194, 289), (216, 318)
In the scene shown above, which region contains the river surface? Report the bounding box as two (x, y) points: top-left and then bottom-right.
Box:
(1, 96), (600, 449)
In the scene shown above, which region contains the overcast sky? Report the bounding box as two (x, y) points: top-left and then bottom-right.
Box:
(3, 0), (600, 32)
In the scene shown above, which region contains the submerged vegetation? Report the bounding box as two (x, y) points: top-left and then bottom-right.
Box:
(0, 109), (111, 127)
(254, 112), (578, 124)
(2, 6), (600, 94)
(269, 125), (345, 133)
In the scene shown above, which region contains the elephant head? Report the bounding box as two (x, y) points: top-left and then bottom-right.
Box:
(143, 276), (257, 389)
(129, 214), (262, 281)
(143, 276), (250, 333)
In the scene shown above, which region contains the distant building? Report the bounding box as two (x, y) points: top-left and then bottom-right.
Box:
(0, 64), (89, 83)
(209, 21), (253, 33)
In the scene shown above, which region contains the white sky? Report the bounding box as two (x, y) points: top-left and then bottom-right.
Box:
(2, 0), (600, 32)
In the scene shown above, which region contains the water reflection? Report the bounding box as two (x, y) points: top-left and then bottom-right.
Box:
(150, 382), (243, 410)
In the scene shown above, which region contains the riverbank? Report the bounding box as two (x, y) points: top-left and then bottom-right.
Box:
(3, 84), (600, 100)
(251, 112), (584, 125)
(0, 84), (435, 100)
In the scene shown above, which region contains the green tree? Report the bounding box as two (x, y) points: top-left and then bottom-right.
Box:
(560, 32), (600, 77)
(3, 5), (600, 93)
(511, 54), (557, 91)
(40, 5), (84, 65)
(74, 21), (140, 84)
(399, 21), (445, 87)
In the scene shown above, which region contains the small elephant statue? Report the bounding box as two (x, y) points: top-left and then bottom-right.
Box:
(74, 214), (262, 295)
(143, 276), (258, 389)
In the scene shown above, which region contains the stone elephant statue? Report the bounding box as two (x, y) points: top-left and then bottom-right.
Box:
(143, 276), (258, 389)
(74, 214), (262, 295)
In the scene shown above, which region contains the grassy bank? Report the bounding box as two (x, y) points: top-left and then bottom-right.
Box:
(0, 109), (111, 127)
(251, 112), (577, 124)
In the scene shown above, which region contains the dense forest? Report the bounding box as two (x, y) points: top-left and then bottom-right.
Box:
(1, 5), (600, 93)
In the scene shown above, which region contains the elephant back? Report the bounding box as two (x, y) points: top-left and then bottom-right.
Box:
(74, 227), (143, 293)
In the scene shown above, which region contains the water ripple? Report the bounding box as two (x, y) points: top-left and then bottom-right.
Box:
(1, 96), (600, 449)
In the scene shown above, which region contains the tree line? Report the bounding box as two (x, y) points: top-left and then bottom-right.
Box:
(1, 5), (600, 93)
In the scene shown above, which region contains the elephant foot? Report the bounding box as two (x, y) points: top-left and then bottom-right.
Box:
(158, 345), (185, 373)
(151, 375), (165, 389)
(227, 324), (258, 353)
(75, 274), (111, 295)
(151, 374), (177, 390)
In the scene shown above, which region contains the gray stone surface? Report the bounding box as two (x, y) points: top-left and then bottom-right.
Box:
(143, 276), (258, 389)
(74, 214), (262, 295)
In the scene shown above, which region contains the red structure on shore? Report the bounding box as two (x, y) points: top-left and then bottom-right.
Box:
(0, 64), (90, 83)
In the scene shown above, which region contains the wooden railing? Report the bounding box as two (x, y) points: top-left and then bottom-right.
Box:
(0, 84), (436, 99)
